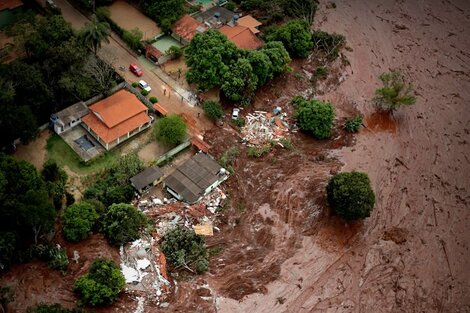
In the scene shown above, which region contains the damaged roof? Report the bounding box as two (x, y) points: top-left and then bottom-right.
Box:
(130, 167), (164, 192)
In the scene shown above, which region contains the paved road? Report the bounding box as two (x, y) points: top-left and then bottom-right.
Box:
(54, 0), (213, 135)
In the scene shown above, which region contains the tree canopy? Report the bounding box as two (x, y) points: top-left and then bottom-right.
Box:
(264, 19), (313, 58)
(101, 203), (148, 246)
(74, 259), (125, 306)
(62, 202), (99, 242)
(161, 226), (208, 274)
(140, 0), (185, 32)
(202, 100), (224, 121)
(373, 70), (416, 112)
(153, 115), (187, 147)
(79, 17), (111, 54)
(221, 58), (258, 104)
(326, 172), (375, 220)
(293, 96), (335, 139)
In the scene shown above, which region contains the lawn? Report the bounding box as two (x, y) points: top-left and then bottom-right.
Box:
(46, 134), (120, 175)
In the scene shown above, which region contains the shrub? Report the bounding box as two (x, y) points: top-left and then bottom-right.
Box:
(344, 115), (363, 133)
(47, 246), (69, 273)
(140, 89), (149, 96)
(313, 66), (328, 80)
(62, 202), (99, 242)
(74, 259), (125, 306)
(101, 203), (148, 246)
(373, 70), (416, 112)
(311, 31), (345, 60)
(131, 82), (138, 88)
(247, 145), (271, 158)
(326, 172), (375, 220)
(149, 96), (158, 103)
(160, 226), (208, 274)
(166, 45), (183, 59)
(293, 96), (335, 139)
(153, 114), (187, 146)
(122, 28), (143, 52)
(232, 117), (245, 127)
(219, 147), (240, 168)
(279, 138), (293, 150)
(225, 1), (236, 11)
(202, 100), (223, 121)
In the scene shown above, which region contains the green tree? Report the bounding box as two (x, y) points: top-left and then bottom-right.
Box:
(62, 202), (99, 242)
(0, 232), (16, 271)
(202, 100), (224, 121)
(344, 115), (363, 133)
(161, 226), (208, 274)
(166, 45), (183, 59)
(79, 17), (111, 54)
(326, 172), (375, 220)
(185, 29), (239, 90)
(281, 0), (317, 25)
(153, 115), (187, 147)
(101, 203), (148, 246)
(247, 50), (273, 87)
(264, 19), (313, 58)
(19, 189), (56, 244)
(122, 28), (143, 51)
(373, 70), (416, 112)
(140, 0), (185, 32)
(74, 259), (125, 306)
(293, 96), (335, 139)
(259, 41), (291, 75)
(221, 58), (258, 104)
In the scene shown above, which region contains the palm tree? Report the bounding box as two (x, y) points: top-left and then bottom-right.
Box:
(79, 17), (111, 54)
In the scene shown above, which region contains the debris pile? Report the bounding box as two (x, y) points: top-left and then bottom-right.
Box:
(241, 110), (290, 146)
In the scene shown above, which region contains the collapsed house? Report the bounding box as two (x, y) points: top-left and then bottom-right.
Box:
(163, 153), (228, 204)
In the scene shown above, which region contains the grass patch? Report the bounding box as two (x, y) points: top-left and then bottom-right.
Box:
(247, 145), (272, 158)
(209, 246), (223, 257)
(46, 134), (120, 175)
(279, 138), (294, 150)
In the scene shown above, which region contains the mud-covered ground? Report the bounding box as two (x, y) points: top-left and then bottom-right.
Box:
(1, 0), (469, 312)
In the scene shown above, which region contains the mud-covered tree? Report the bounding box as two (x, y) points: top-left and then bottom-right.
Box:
(327, 172), (375, 220)
(62, 202), (99, 242)
(154, 114), (187, 147)
(74, 259), (125, 306)
(202, 100), (224, 121)
(161, 226), (208, 274)
(311, 30), (345, 60)
(282, 0), (317, 25)
(373, 70), (416, 112)
(221, 58), (258, 104)
(264, 19), (313, 58)
(293, 96), (335, 139)
(101, 203), (149, 246)
(185, 29), (239, 90)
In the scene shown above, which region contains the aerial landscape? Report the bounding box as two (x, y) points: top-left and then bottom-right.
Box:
(0, 0), (469, 312)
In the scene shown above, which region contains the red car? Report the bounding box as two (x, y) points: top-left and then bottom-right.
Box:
(129, 63), (143, 77)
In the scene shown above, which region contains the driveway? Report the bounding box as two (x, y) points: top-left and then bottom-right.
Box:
(54, 0), (213, 136)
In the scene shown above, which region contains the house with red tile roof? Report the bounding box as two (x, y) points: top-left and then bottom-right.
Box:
(171, 15), (207, 45)
(219, 25), (263, 50)
(82, 89), (152, 150)
(237, 15), (262, 34)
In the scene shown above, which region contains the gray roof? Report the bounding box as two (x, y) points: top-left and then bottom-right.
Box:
(130, 167), (164, 192)
(194, 6), (235, 27)
(56, 101), (89, 125)
(164, 153), (222, 203)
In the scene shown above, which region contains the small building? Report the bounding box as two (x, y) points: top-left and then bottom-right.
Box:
(171, 15), (207, 45)
(193, 6), (235, 29)
(130, 167), (164, 194)
(163, 153), (228, 204)
(219, 25), (263, 50)
(82, 89), (152, 150)
(50, 101), (89, 134)
(237, 15), (262, 34)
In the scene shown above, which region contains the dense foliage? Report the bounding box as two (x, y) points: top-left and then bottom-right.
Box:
(374, 70), (416, 112)
(101, 203), (149, 246)
(79, 17), (111, 54)
(202, 100), (224, 121)
(344, 115), (363, 133)
(153, 115), (187, 146)
(221, 58), (258, 104)
(42, 160), (68, 209)
(167, 45), (183, 59)
(62, 202), (99, 242)
(293, 96), (335, 139)
(0, 15), (120, 149)
(311, 30), (345, 60)
(161, 226), (208, 274)
(0, 286), (14, 313)
(240, 0), (316, 24)
(74, 259), (125, 306)
(265, 19), (313, 58)
(326, 172), (375, 220)
(140, 0), (185, 32)
(83, 154), (143, 207)
(122, 28), (143, 51)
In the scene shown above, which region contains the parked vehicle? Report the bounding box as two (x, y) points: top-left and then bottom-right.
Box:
(139, 80), (151, 92)
(232, 108), (240, 120)
(129, 63), (143, 77)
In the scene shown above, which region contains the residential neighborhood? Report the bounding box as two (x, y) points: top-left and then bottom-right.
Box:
(0, 0), (469, 313)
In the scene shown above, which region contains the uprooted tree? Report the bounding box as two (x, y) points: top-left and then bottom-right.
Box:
(311, 30), (345, 60)
(373, 70), (416, 112)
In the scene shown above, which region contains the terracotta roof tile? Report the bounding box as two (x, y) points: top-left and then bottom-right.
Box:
(172, 15), (207, 42)
(0, 0), (22, 11)
(219, 25), (263, 50)
(237, 15), (262, 34)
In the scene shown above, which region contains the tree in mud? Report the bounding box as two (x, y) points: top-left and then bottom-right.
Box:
(101, 203), (149, 246)
(373, 70), (416, 112)
(264, 19), (313, 58)
(62, 201), (100, 242)
(292, 95), (335, 139)
(153, 114), (187, 147)
(74, 259), (125, 306)
(311, 30), (345, 60)
(161, 226), (208, 274)
(202, 100), (224, 121)
(326, 171), (375, 220)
